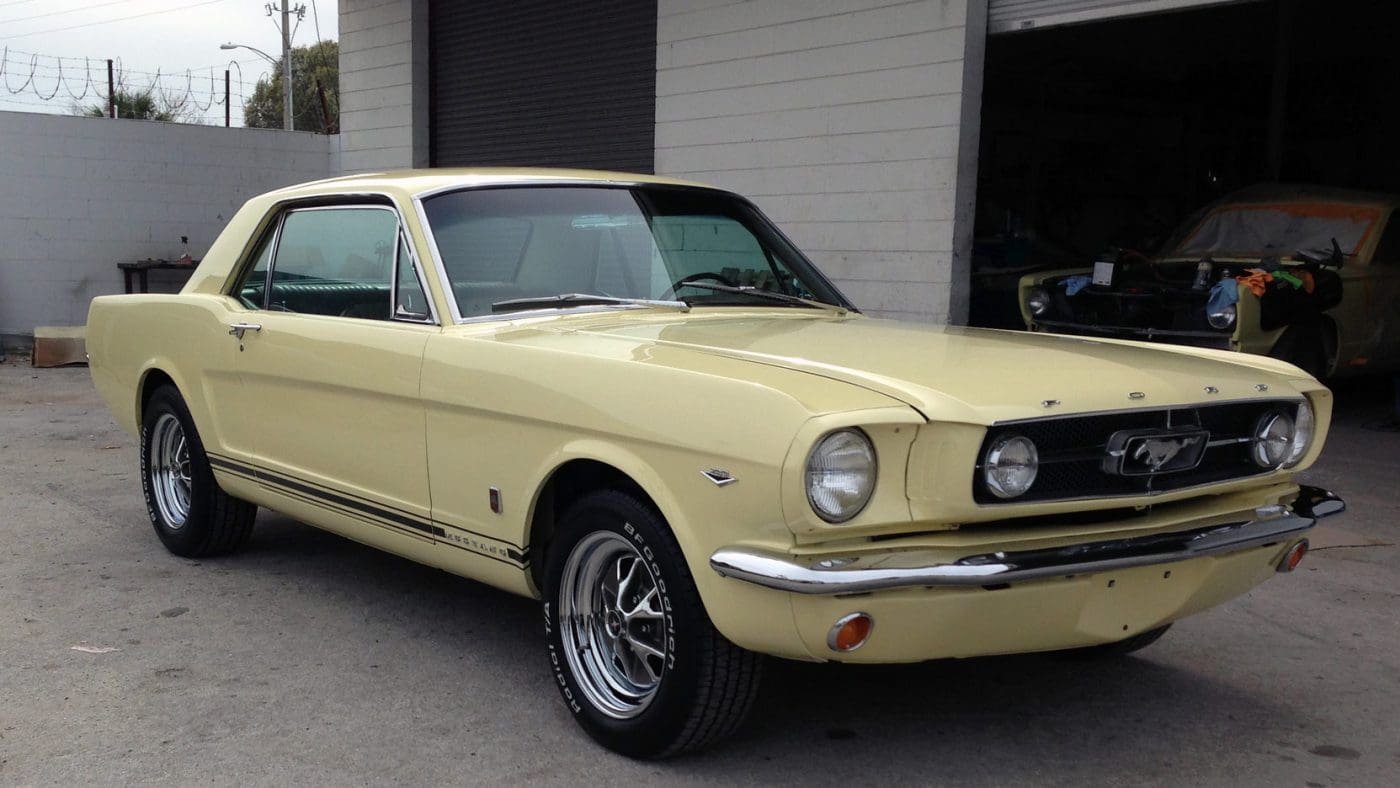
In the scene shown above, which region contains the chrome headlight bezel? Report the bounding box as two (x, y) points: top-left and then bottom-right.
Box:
(1251, 411), (1296, 468)
(1206, 303), (1236, 330)
(982, 434), (1040, 499)
(1027, 286), (1051, 317)
(805, 428), (878, 523)
(1284, 399), (1314, 468)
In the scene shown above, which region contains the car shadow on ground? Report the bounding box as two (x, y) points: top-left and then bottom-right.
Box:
(223, 512), (1297, 778)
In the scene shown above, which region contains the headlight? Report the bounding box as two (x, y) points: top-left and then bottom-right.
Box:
(1027, 286), (1051, 316)
(806, 429), (877, 523)
(1206, 303), (1236, 329)
(1251, 412), (1295, 468)
(983, 434), (1039, 499)
(1284, 400), (1313, 468)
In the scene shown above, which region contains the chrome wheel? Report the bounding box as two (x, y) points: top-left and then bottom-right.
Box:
(559, 531), (668, 720)
(148, 412), (192, 529)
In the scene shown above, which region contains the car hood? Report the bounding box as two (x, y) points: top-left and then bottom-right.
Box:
(556, 311), (1312, 424)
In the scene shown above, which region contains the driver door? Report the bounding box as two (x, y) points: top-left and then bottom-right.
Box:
(226, 202), (441, 558)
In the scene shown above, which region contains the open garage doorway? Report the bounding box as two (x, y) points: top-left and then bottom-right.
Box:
(970, 0), (1400, 329)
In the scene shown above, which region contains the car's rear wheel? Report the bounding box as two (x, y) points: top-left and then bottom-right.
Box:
(543, 489), (762, 758)
(140, 385), (256, 557)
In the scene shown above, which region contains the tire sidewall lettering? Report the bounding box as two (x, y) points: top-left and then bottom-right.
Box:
(548, 504), (684, 727)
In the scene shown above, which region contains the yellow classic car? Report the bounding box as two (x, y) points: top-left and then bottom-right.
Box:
(88, 169), (1345, 758)
(1018, 185), (1400, 378)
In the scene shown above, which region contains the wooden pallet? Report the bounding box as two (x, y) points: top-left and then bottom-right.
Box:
(32, 326), (87, 368)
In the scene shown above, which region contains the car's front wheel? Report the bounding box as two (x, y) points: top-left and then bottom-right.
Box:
(140, 385), (256, 557)
(543, 490), (762, 758)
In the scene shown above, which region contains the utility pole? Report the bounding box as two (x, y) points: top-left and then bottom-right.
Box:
(280, 1), (292, 130)
(263, 2), (306, 130)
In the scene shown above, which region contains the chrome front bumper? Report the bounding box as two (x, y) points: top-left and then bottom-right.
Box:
(710, 486), (1345, 595)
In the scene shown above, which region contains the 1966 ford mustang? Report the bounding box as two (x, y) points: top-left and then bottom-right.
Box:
(88, 169), (1345, 758)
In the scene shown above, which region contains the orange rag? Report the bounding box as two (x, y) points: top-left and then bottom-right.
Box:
(1298, 270), (1315, 294)
(1235, 269), (1273, 297)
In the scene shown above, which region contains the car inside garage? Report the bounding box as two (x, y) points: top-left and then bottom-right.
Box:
(970, 0), (1400, 330)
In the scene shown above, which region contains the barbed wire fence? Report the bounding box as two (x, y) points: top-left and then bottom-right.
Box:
(0, 46), (271, 126)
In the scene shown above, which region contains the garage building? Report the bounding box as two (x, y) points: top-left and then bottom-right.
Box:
(337, 0), (1395, 326)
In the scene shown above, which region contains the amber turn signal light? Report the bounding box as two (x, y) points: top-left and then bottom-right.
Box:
(827, 612), (874, 652)
(1277, 539), (1309, 573)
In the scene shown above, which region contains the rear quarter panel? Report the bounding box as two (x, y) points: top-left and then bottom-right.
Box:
(86, 293), (248, 458)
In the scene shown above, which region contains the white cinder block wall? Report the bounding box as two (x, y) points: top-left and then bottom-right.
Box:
(339, 0), (428, 172)
(0, 111), (337, 339)
(655, 0), (986, 323)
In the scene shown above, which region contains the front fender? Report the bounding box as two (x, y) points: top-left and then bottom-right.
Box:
(520, 437), (814, 660)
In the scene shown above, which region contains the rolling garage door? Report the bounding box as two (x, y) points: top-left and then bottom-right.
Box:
(428, 0), (657, 172)
(989, 0), (1249, 34)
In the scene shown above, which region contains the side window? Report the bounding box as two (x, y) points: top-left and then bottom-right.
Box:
(268, 207), (398, 318)
(394, 235), (432, 321)
(233, 226), (277, 309)
(1371, 213), (1400, 265)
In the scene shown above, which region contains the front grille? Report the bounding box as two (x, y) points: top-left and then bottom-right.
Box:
(973, 400), (1301, 504)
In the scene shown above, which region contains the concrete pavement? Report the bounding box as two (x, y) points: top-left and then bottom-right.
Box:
(1, 363), (1396, 785)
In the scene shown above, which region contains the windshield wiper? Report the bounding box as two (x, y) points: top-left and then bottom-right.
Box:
(491, 293), (689, 314)
(676, 282), (848, 314)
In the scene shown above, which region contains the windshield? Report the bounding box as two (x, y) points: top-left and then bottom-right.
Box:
(1168, 202), (1380, 259)
(420, 185), (850, 318)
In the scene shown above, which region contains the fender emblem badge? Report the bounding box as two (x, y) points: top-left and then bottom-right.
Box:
(701, 469), (737, 487)
(1128, 391), (1146, 400)
(1255, 383), (1269, 392)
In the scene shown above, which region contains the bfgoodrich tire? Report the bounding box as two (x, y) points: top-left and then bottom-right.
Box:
(543, 490), (762, 758)
(139, 385), (256, 557)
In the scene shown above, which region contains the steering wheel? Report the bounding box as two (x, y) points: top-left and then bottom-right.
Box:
(660, 271), (739, 300)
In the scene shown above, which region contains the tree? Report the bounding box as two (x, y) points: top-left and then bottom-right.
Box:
(243, 40), (338, 133)
(78, 79), (202, 122)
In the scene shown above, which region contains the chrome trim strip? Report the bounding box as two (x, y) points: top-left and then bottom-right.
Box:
(411, 178), (648, 202)
(260, 211), (285, 308)
(233, 193), (442, 326)
(710, 487), (1343, 595)
(410, 181), (859, 324)
(392, 226), (438, 325)
(987, 397), (1303, 426)
(1035, 319), (1230, 340)
(412, 195), (465, 324)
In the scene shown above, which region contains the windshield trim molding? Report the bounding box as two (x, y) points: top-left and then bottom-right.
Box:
(412, 182), (858, 325)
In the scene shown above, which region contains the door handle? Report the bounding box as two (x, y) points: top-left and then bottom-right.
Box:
(228, 322), (262, 340)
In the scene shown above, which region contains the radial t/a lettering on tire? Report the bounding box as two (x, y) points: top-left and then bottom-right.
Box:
(139, 385), (256, 558)
(543, 489), (762, 759)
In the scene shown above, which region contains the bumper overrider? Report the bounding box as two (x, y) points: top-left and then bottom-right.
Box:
(710, 486), (1344, 595)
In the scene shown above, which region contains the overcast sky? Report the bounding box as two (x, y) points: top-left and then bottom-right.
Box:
(0, 0), (338, 125)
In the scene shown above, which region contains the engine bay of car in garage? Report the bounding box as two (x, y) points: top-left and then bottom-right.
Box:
(969, 0), (1400, 372)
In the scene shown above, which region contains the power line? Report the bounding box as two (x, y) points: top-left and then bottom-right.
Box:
(0, 0), (229, 41)
(0, 0), (137, 27)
